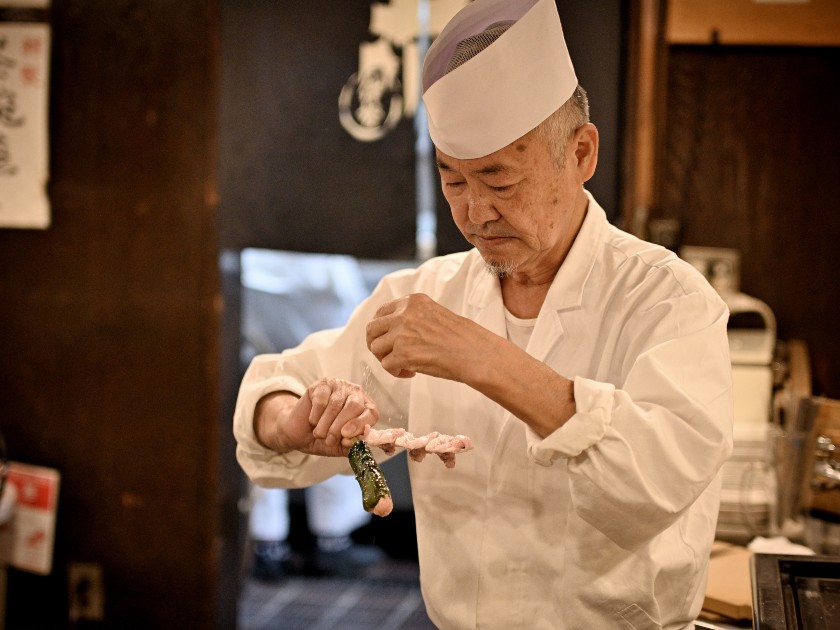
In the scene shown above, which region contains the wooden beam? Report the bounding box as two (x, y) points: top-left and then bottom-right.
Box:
(622, 0), (667, 236)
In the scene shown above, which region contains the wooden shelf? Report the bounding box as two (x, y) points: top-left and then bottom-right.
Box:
(667, 0), (840, 46)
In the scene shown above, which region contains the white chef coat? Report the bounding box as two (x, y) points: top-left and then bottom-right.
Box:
(234, 193), (733, 630)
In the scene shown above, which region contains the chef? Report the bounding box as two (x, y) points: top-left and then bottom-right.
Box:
(233, 0), (733, 627)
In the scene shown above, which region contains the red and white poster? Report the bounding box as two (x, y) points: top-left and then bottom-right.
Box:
(0, 461), (60, 575)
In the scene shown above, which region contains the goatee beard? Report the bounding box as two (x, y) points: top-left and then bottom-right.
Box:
(484, 259), (518, 278)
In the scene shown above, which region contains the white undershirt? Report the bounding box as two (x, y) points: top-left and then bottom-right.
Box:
(504, 307), (537, 350)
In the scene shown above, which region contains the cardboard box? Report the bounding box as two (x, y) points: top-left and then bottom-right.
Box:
(703, 541), (753, 621)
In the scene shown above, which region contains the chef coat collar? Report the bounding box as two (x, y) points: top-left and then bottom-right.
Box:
(542, 190), (605, 312)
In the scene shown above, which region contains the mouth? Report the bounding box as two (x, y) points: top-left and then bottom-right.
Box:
(471, 234), (513, 247)
(470, 232), (513, 243)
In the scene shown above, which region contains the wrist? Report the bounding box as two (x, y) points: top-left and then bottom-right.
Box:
(254, 391), (299, 454)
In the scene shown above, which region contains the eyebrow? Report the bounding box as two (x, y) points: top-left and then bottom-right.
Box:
(435, 158), (510, 176)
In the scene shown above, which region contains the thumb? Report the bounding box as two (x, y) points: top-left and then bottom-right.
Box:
(295, 389), (314, 424)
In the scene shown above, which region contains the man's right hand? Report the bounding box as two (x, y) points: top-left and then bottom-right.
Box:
(254, 378), (379, 458)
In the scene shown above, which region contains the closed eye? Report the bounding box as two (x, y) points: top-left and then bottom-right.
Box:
(490, 182), (520, 197)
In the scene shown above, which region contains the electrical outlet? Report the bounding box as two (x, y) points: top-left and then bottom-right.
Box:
(679, 245), (741, 294)
(68, 562), (105, 622)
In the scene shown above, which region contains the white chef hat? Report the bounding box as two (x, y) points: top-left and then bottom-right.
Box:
(422, 0), (578, 159)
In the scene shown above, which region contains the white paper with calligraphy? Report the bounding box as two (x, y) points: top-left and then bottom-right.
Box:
(0, 20), (50, 228)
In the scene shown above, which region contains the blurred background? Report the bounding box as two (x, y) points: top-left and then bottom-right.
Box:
(0, 0), (839, 628)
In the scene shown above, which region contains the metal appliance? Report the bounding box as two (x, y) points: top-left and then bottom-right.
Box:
(717, 290), (778, 542)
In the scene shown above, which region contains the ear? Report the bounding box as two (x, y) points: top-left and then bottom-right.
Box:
(572, 123), (599, 183)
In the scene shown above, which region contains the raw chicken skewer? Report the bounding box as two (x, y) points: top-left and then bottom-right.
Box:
(363, 426), (474, 468)
(362, 427), (406, 455)
(350, 426), (474, 518)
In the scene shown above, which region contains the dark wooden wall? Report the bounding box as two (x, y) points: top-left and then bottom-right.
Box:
(658, 45), (840, 398)
(0, 1), (234, 628)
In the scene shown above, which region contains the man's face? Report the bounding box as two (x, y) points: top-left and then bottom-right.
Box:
(436, 129), (582, 279)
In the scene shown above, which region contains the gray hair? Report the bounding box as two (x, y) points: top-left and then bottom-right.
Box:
(532, 85), (590, 167)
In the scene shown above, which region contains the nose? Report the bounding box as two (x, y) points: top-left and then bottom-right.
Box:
(466, 189), (500, 225)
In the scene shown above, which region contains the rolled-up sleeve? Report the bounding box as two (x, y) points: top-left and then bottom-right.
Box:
(526, 377), (615, 465)
(232, 365), (318, 487)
